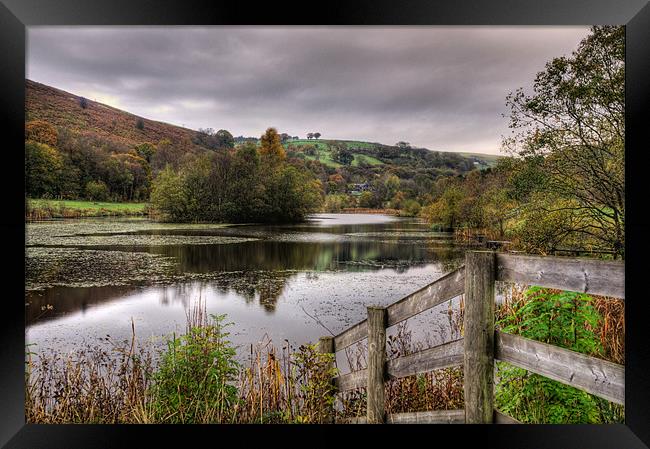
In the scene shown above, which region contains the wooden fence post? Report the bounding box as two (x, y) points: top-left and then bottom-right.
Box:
(318, 336), (335, 424)
(367, 306), (387, 424)
(463, 250), (496, 424)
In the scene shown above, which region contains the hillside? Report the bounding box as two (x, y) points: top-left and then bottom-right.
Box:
(26, 79), (501, 171)
(283, 139), (384, 168)
(282, 138), (500, 174)
(25, 79), (206, 152)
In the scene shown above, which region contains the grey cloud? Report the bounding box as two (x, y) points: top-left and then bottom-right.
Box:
(27, 26), (590, 153)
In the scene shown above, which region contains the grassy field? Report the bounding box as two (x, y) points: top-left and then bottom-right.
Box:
(285, 139), (385, 167)
(351, 153), (383, 166)
(456, 152), (502, 168)
(27, 199), (147, 220)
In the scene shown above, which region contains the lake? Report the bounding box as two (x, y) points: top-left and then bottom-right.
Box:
(26, 214), (466, 366)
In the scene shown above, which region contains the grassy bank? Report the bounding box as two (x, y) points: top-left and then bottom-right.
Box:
(27, 199), (148, 220)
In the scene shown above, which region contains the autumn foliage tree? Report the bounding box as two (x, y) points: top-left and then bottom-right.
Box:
(151, 130), (323, 223)
(25, 141), (64, 198)
(259, 128), (286, 166)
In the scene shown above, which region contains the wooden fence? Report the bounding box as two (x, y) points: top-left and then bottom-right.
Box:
(317, 251), (625, 424)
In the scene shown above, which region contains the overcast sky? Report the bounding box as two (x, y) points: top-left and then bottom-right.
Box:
(27, 26), (590, 154)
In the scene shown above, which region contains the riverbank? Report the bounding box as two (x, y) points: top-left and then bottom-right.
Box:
(338, 207), (400, 215)
(26, 199), (148, 220)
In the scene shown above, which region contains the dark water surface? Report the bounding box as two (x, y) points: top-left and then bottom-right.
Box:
(26, 214), (465, 360)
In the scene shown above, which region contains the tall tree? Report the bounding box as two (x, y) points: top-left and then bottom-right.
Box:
(259, 128), (286, 166)
(25, 141), (64, 198)
(504, 26), (624, 257)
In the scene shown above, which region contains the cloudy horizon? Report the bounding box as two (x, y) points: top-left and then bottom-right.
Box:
(27, 26), (590, 155)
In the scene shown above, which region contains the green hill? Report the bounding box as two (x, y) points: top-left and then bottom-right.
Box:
(282, 138), (501, 175)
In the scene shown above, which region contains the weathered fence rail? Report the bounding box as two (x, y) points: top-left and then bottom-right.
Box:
(333, 267), (465, 351)
(495, 331), (625, 405)
(495, 253), (625, 299)
(335, 338), (465, 392)
(320, 251), (625, 424)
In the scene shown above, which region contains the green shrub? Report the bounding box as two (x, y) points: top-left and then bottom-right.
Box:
(495, 287), (624, 423)
(85, 180), (110, 201)
(401, 199), (421, 217)
(149, 314), (239, 423)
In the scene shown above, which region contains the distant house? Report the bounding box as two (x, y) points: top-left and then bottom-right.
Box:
(348, 182), (371, 196)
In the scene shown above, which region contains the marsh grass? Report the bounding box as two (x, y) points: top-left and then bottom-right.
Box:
(26, 300), (337, 424)
(25, 299), (464, 423)
(25, 319), (154, 424)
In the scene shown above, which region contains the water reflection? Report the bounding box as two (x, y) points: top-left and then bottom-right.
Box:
(26, 214), (465, 352)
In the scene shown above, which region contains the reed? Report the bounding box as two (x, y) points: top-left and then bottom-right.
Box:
(26, 300), (337, 424)
(25, 319), (154, 424)
(336, 317), (465, 420)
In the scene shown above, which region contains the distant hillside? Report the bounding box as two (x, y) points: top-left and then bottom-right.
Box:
(282, 138), (501, 173)
(25, 79), (207, 152)
(456, 152), (502, 169)
(283, 139), (384, 168)
(26, 79), (501, 171)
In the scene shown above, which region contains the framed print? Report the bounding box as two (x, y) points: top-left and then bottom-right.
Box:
(1, 0), (649, 447)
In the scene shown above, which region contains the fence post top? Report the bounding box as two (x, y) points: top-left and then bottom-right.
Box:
(367, 305), (386, 311)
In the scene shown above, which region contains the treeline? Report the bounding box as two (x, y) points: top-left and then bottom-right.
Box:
(421, 26), (625, 258)
(150, 128), (323, 223)
(25, 120), (197, 202)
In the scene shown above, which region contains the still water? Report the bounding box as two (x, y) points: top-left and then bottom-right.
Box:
(26, 214), (465, 361)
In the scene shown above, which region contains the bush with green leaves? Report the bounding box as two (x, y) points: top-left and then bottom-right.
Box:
(495, 287), (624, 423)
(85, 180), (110, 201)
(149, 314), (240, 423)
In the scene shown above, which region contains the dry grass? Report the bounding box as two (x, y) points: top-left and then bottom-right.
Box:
(26, 297), (466, 424)
(593, 295), (625, 365)
(25, 319), (155, 424)
(337, 309), (466, 420)
(26, 300), (337, 424)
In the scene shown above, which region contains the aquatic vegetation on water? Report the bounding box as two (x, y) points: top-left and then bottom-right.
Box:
(25, 247), (180, 291)
(28, 234), (257, 248)
(26, 218), (236, 246)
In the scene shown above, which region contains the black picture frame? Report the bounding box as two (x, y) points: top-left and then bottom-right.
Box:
(2, 1), (649, 447)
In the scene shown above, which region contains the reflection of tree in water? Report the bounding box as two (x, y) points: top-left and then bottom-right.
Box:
(154, 239), (461, 274)
(26, 285), (138, 325)
(27, 225), (465, 323)
(155, 271), (293, 313)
